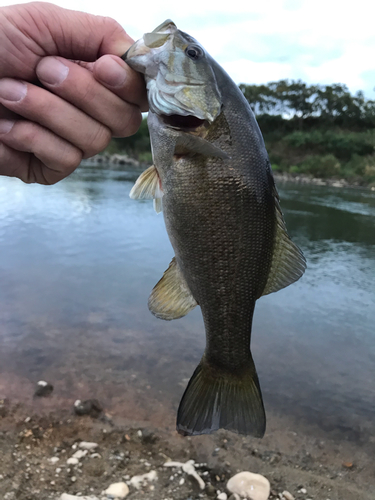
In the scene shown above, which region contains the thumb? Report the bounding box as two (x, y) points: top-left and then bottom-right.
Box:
(1, 2), (134, 80)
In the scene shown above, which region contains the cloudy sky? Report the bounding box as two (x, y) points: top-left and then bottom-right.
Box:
(2, 0), (374, 98)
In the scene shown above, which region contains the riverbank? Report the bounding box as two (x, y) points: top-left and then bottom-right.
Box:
(0, 383), (374, 500)
(83, 154), (375, 190)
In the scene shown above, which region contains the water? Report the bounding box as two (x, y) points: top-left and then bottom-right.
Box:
(0, 164), (374, 440)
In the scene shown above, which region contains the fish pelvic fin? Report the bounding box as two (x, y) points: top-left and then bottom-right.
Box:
(129, 165), (164, 213)
(177, 355), (266, 438)
(148, 257), (197, 320)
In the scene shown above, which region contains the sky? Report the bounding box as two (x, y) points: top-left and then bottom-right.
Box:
(1, 0), (375, 99)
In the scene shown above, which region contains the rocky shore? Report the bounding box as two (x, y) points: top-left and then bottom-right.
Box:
(0, 397), (373, 500)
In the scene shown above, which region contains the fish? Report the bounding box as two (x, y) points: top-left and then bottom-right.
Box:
(123, 20), (306, 437)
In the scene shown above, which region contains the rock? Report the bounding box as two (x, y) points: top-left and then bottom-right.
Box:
(228, 495), (241, 500)
(206, 484), (217, 497)
(0, 398), (9, 418)
(217, 493), (228, 500)
(129, 470), (157, 489)
(48, 457), (60, 464)
(73, 399), (103, 418)
(79, 441), (98, 450)
(67, 457), (79, 465)
(72, 449), (88, 459)
(282, 492), (295, 500)
(34, 380), (54, 397)
(227, 471), (270, 500)
(104, 481), (130, 498)
(298, 488), (307, 494)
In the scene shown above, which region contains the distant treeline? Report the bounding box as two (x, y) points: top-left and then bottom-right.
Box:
(107, 80), (375, 186)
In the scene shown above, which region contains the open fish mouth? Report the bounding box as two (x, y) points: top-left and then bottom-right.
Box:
(160, 114), (208, 131)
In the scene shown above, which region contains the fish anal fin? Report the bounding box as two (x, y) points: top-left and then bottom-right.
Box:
(148, 257), (197, 320)
(177, 355), (266, 437)
(262, 189), (306, 296)
(175, 132), (229, 159)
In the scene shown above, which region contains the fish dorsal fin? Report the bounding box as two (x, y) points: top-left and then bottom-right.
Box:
(129, 165), (163, 213)
(262, 187), (306, 296)
(148, 257), (197, 320)
(175, 132), (229, 159)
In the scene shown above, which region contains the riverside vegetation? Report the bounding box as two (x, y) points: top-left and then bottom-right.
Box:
(106, 79), (375, 187)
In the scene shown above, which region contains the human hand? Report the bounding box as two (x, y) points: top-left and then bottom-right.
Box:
(0, 2), (147, 184)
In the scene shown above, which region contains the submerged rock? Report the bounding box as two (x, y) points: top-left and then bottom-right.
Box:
(34, 380), (53, 397)
(227, 471), (270, 500)
(73, 399), (103, 418)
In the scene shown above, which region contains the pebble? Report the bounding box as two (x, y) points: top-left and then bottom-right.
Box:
(227, 471), (270, 500)
(129, 470), (158, 489)
(282, 492), (295, 500)
(48, 457), (60, 464)
(104, 481), (130, 498)
(299, 488), (307, 494)
(67, 457), (79, 465)
(217, 493), (228, 500)
(34, 380), (54, 397)
(72, 449), (88, 459)
(73, 399), (103, 418)
(79, 441), (99, 451)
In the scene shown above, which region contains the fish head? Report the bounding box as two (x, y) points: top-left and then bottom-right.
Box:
(123, 20), (222, 127)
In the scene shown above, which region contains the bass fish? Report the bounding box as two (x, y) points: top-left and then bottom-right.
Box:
(124, 21), (306, 437)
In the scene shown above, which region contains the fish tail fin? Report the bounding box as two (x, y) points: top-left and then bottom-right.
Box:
(177, 355), (265, 437)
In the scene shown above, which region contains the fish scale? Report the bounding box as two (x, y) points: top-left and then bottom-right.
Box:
(124, 19), (306, 437)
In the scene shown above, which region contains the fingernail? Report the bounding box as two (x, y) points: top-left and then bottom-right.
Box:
(37, 57), (69, 86)
(97, 57), (127, 87)
(0, 119), (15, 134)
(0, 79), (27, 102)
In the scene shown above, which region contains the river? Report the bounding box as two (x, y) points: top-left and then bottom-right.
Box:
(0, 163), (374, 445)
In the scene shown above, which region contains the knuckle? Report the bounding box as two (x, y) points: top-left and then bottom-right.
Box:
(84, 125), (111, 158)
(113, 108), (142, 138)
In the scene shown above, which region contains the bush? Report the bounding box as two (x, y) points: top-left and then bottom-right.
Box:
(299, 154), (341, 178)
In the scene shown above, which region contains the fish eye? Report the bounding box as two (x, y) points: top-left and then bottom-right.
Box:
(185, 45), (203, 60)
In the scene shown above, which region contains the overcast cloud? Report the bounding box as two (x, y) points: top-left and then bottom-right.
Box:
(1, 0), (374, 98)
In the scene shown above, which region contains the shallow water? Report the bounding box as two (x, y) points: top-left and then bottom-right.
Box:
(0, 164), (374, 441)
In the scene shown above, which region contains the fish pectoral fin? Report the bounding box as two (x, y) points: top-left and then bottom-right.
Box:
(177, 354), (266, 437)
(129, 165), (164, 213)
(261, 187), (306, 296)
(148, 257), (197, 320)
(175, 132), (230, 159)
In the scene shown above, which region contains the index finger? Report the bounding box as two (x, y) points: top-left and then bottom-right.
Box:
(93, 55), (148, 112)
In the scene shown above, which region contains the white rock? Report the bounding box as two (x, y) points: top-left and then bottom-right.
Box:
(227, 471), (270, 500)
(37, 380), (48, 387)
(48, 457), (59, 464)
(217, 493), (228, 500)
(129, 470), (157, 490)
(298, 489), (307, 494)
(67, 457), (79, 465)
(282, 492), (295, 500)
(72, 449), (88, 459)
(105, 481), (130, 498)
(79, 441), (98, 450)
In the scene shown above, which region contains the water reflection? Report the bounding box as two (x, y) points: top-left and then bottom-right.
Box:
(0, 165), (374, 442)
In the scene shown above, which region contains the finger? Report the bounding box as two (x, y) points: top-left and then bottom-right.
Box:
(36, 56), (144, 136)
(0, 119), (82, 184)
(0, 78), (111, 158)
(93, 55), (148, 112)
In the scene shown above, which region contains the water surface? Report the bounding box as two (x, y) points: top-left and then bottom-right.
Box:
(0, 164), (374, 441)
